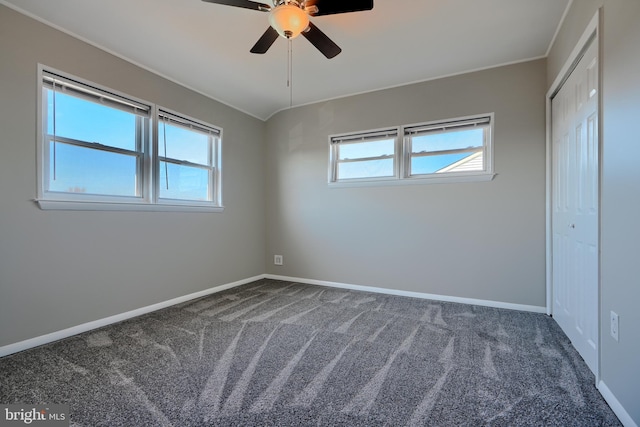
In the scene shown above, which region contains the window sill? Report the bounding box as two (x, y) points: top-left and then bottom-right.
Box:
(329, 172), (497, 188)
(35, 199), (224, 213)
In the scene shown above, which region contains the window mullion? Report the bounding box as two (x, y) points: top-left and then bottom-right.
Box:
(401, 134), (410, 178)
(149, 106), (159, 204)
(135, 115), (148, 200)
(208, 135), (215, 202)
(41, 88), (51, 195)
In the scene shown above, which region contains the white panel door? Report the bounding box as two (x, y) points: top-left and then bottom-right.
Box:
(551, 38), (599, 374)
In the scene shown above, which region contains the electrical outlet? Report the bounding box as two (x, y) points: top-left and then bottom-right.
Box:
(610, 311), (619, 341)
(274, 255), (283, 266)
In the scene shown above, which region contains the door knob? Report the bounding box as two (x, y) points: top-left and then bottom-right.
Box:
(569, 224), (575, 229)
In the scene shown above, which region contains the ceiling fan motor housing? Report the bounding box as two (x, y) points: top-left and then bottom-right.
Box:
(268, 2), (310, 39)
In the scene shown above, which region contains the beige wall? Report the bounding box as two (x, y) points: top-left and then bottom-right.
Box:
(548, 1), (640, 424)
(0, 5), (266, 347)
(265, 59), (548, 308)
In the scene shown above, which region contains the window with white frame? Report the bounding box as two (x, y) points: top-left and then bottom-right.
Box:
(329, 114), (493, 185)
(404, 115), (492, 178)
(329, 128), (399, 182)
(37, 67), (222, 211)
(41, 69), (149, 199)
(157, 110), (221, 204)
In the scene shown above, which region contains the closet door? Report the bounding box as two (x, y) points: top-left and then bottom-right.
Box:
(551, 37), (599, 374)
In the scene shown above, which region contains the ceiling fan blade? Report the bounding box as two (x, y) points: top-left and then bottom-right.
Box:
(201, 0), (270, 12)
(307, 0), (373, 16)
(250, 26), (280, 54)
(302, 22), (342, 59)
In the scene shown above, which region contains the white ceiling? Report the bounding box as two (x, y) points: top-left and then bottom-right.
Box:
(2, 0), (570, 120)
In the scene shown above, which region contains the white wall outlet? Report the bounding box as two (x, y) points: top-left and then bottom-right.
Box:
(610, 311), (619, 341)
(274, 255), (283, 266)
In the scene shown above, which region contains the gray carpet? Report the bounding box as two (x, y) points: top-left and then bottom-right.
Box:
(0, 279), (621, 426)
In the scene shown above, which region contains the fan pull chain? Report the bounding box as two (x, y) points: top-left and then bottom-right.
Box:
(288, 38), (293, 108)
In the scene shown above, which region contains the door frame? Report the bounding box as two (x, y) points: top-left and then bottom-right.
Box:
(545, 9), (601, 382)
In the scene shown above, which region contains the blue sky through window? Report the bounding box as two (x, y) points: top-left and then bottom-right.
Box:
(411, 128), (483, 153)
(339, 139), (394, 160)
(46, 89), (139, 196)
(158, 117), (213, 200)
(159, 120), (209, 165)
(46, 89), (136, 151)
(159, 162), (209, 201)
(410, 128), (484, 174)
(337, 138), (395, 179)
(411, 153), (469, 174)
(45, 88), (214, 200)
(48, 142), (138, 196)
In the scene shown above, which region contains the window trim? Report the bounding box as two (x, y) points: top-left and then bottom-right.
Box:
(328, 127), (400, 183)
(328, 113), (496, 187)
(403, 113), (494, 182)
(155, 107), (223, 208)
(35, 65), (224, 212)
(39, 68), (152, 203)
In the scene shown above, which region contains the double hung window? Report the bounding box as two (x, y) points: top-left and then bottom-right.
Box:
(41, 70), (149, 199)
(37, 67), (222, 211)
(329, 114), (493, 185)
(404, 116), (492, 178)
(329, 129), (399, 181)
(157, 110), (220, 204)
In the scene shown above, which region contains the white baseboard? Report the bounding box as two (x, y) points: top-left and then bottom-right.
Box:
(265, 274), (547, 313)
(0, 273), (547, 358)
(0, 274), (265, 358)
(598, 381), (638, 427)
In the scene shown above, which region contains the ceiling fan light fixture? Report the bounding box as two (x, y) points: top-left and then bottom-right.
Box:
(268, 4), (309, 39)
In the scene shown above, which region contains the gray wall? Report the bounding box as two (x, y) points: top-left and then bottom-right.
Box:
(0, 5), (266, 347)
(548, 0), (640, 424)
(546, 0), (603, 86)
(265, 59), (547, 308)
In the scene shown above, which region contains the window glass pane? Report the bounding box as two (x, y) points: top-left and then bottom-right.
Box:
(329, 116), (490, 184)
(158, 120), (210, 165)
(338, 159), (394, 179)
(411, 128), (484, 154)
(412, 152), (484, 174)
(338, 139), (394, 160)
(159, 162), (210, 201)
(39, 69), (224, 209)
(45, 89), (137, 151)
(47, 142), (138, 196)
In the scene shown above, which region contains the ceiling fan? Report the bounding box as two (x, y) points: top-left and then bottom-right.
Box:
(201, 0), (374, 58)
